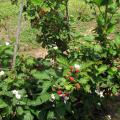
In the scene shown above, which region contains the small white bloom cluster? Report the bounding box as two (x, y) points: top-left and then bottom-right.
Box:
(74, 64), (80, 69)
(50, 94), (55, 102)
(50, 94), (56, 107)
(58, 67), (62, 70)
(0, 41), (10, 47)
(106, 115), (111, 120)
(63, 96), (69, 104)
(53, 46), (58, 50)
(0, 71), (5, 76)
(5, 42), (10, 46)
(95, 89), (104, 98)
(97, 102), (101, 106)
(12, 90), (21, 100)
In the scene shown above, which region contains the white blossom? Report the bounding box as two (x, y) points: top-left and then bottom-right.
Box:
(95, 90), (104, 98)
(53, 46), (58, 50)
(5, 42), (10, 46)
(99, 91), (104, 98)
(58, 67), (62, 70)
(12, 90), (21, 100)
(12, 90), (19, 95)
(97, 102), (101, 106)
(50, 94), (56, 102)
(64, 96), (69, 104)
(16, 94), (21, 100)
(74, 64), (80, 69)
(106, 115), (111, 120)
(0, 71), (5, 76)
(51, 94), (55, 100)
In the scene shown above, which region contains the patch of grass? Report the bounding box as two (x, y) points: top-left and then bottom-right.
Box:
(0, 1), (18, 19)
(20, 27), (39, 47)
(69, 0), (92, 21)
(0, 1), (39, 48)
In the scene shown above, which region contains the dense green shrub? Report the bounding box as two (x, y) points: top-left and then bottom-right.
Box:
(0, 0), (120, 120)
(23, 0), (70, 51)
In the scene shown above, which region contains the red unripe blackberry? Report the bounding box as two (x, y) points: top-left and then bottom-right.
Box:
(57, 90), (62, 95)
(75, 69), (80, 73)
(69, 77), (74, 81)
(70, 66), (74, 71)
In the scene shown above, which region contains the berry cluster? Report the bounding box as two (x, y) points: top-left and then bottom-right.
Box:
(57, 90), (69, 97)
(64, 65), (81, 90)
(64, 65), (80, 82)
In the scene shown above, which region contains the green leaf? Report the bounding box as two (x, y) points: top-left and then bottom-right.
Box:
(31, 0), (42, 5)
(112, 87), (117, 94)
(41, 81), (52, 94)
(84, 85), (91, 93)
(4, 49), (13, 55)
(107, 23), (115, 34)
(57, 56), (69, 67)
(24, 111), (34, 120)
(26, 58), (35, 66)
(27, 93), (50, 106)
(97, 65), (108, 75)
(91, 0), (103, 6)
(81, 61), (94, 69)
(0, 99), (7, 108)
(114, 36), (120, 47)
(31, 70), (50, 80)
(65, 84), (73, 91)
(79, 78), (89, 84)
(94, 44), (102, 52)
(83, 35), (95, 41)
(38, 110), (47, 120)
(101, 0), (113, 6)
(47, 111), (55, 119)
(108, 67), (117, 75)
(46, 69), (58, 78)
(17, 106), (24, 115)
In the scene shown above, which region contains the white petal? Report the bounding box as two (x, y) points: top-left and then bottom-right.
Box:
(51, 94), (55, 100)
(53, 46), (58, 50)
(74, 64), (80, 69)
(12, 90), (18, 95)
(5, 42), (10, 46)
(16, 94), (21, 99)
(0, 71), (5, 76)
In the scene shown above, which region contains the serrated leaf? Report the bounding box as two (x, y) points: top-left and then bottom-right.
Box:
(41, 81), (52, 94)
